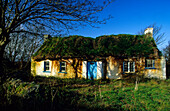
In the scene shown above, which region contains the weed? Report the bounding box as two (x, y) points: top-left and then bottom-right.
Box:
(0, 77), (169, 111)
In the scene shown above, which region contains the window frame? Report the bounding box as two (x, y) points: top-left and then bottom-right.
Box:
(44, 60), (51, 72)
(59, 61), (67, 73)
(123, 61), (135, 73)
(145, 59), (156, 69)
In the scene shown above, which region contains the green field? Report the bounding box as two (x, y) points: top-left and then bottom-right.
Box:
(0, 77), (170, 111)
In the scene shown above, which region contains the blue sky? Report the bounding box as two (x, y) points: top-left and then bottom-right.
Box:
(70, 0), (170, 50)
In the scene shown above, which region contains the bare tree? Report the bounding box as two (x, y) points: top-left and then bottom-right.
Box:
(4, 25), (44, 71)
(138, 24), (166, 46)
(163, 41), (170, 79)
(0, 0), (113, 75)
(162, 41), (170, 62)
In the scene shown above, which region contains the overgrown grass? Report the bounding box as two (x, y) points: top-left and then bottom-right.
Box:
(0, 77), (170, 111)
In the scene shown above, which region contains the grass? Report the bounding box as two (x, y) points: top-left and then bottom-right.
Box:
(1, 77), (170, 111)
(67, 78), (170, 111)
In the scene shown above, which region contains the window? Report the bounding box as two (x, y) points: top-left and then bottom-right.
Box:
(124, 61), (128, 72)
(60, 61), (66, 72)
(123, 61), (135, 73)
(44, 61), (50, 71)
(130, 62), (134, 72)
(145, 59), (155, 68)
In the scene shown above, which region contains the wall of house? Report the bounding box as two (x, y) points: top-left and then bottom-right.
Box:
(31, 58), (36, 76)
(31, 59), (83, 78)
(82, 61), (103, 79)
(31, 59), (104, 79)
(97, 61), (103, 79)
(143, 57), (166, 79)
(106, 56), (122, 79)
(105, 56), (166, 80)
(31, 56), (166, 80)
(121, 57), (166, 79)
(82, 61), (87, 78)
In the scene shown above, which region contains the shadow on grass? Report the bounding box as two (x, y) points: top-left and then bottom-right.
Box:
(0, 81), (123, 111)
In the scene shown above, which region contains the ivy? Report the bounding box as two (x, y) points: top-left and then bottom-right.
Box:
(33, 34), (158, 60)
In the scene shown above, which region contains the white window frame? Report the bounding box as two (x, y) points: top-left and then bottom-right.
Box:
(60, 61), (66, 72)
(123, 61), (135, 73)
(44, 60), (51, 72)
(145, 59), (155, 68)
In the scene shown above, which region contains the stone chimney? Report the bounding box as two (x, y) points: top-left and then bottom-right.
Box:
(144, 28), (153, 37)
(44, 34), (51, 42)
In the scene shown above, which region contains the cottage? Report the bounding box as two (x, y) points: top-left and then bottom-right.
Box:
(31, 28), (166, 79)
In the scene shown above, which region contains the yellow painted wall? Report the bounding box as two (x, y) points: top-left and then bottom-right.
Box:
(106, 56), (166, 79)
(106, 56), (122, 79)
(31, 56), (166, 79)
(143, 57), (166, 79)
(31, 58), (82, 78)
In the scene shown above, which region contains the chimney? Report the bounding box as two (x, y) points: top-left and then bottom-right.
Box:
(44, 34), (51, 42)
(144, 28), (153, 37)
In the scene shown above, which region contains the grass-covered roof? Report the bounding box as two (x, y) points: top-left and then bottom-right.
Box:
(32, 34), (160, 60)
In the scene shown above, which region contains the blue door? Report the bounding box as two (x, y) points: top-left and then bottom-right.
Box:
(87, 61), (97, 80)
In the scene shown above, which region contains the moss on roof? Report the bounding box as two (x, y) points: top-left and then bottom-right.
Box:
(32, 34), (158, 60)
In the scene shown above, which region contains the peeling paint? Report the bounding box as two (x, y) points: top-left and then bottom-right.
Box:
(31, 56), (166, 79)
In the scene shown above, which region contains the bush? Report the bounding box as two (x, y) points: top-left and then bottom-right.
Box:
(0, 77), (169, 111)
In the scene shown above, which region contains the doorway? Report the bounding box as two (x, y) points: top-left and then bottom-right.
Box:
(87, 61), (97, 80)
